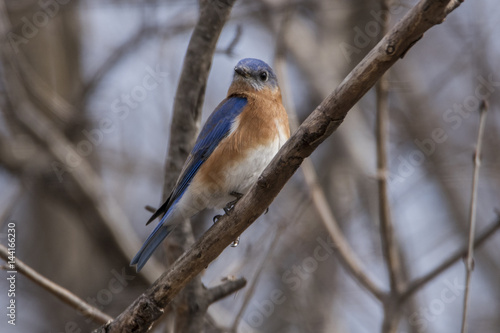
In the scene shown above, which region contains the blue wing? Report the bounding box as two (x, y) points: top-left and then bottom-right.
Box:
(146, 96), (248, 224)
(131, 96), (247, 271)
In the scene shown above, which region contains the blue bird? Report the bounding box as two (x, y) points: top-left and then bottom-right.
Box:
(131, 58), (290, 271)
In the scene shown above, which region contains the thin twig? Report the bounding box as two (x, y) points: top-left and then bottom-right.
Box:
(80, 22), (194, 105)
(231, 227), (282, 331)
(376, 55), (402, 297)
(230, 193), (309, 331)
(0, 244), (112, 324)
(461, 100), (488, 333)
(14, 53), (75, 123)
(216, 25), (242, 56)
(375, 2), (405, 331)
(206, 277), (247, 304)
(401, 216), (500, 301)
(376, 0), (402, 297)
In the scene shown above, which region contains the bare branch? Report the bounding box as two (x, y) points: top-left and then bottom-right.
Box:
(231, 227), (281, 330)
(206, 277), (247, 304)
(215, 25), (242, 56)
(0, 244), (112, 324)
(461, 100), (488, 333)
(402, 216), (500, 301)
(94, 1), (466, 331)
(376, 1), (404, 331)
(376, 39), (402, 298)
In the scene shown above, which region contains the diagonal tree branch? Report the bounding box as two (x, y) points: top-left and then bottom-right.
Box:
(205, 277), (247, 304)
(95, 1), (466, 331)
(0, 244), (112, 325)
(401, 216), (500, 301)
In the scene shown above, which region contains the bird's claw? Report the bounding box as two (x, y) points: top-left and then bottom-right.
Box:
(223, 191), (243, 215)
(213, 192), (244, 244)
(212, 215), (241, 246)
(230, 191), (243, 199)
(223, 205), (234, 215)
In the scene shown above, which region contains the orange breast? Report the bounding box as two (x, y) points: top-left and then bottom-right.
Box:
(196, 87), (290, 193)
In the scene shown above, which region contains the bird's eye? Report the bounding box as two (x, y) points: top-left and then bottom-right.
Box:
(259, 71), (268, 81)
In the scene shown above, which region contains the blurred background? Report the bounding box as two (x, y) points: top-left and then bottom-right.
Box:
(0, 0), (499, 332)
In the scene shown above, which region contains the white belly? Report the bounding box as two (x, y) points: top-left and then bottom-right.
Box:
(211, 123), (288, 209)
(175, 122), (288, 216)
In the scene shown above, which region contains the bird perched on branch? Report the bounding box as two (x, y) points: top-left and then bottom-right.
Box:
(131, 58), (290, 271)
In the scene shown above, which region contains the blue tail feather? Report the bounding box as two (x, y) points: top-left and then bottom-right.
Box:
(131, 221), (174, 272)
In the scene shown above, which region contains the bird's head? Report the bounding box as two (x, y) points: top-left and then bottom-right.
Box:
(230, 58), (279, 93)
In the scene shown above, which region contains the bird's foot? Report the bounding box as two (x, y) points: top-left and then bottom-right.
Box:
(214, 192), (244, 246)
(223, 191), (243, 215)
(264, 207), (269, 215)
(212, 215), (241, 247)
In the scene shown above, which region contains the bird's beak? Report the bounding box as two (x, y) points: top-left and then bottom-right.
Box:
(234, 66), (250, 78)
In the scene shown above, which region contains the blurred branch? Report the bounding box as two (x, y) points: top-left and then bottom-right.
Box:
(95, 1), (466, 331)
(461, 100), (488, 333)
(162, 0), (237, 199)
(0, 4), (164, 284)
(2, 87), (164, 283)
(0, 244), (112, 325)
(231, 227), (282, 331)
(402, 216), (500, 301)
(375, 1), (404, 332)
(274, 51), (385, 301)
(376, 46), (401, 295)
(14, 54), (75, 124)
(0, 187), (23, 228)
(206, 277), (247, 304)
(215, 25), (242, 56)
(80, 22), (194, 105)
